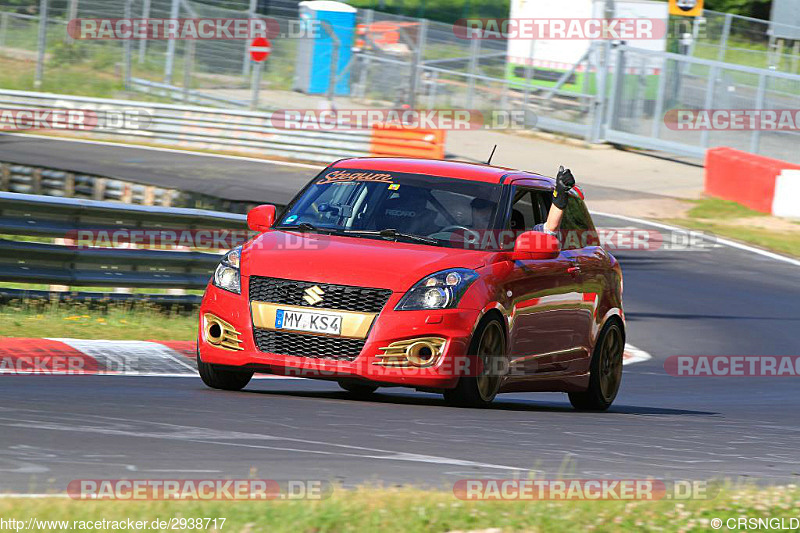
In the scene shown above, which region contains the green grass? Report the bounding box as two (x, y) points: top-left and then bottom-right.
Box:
(0, 484), (798, 532)
(685, 196), (768, 220)
(665, 217), (800, 258)
(0, 300), (197, 340)
(664, 197), (800, 258)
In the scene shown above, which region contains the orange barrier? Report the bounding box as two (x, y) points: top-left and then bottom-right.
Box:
(704, 147), (800, 214)
(370, 126), (446, 159)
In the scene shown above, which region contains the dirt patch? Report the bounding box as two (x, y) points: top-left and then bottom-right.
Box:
(587, 197), (693, 219)
(714, 215), (800, 233)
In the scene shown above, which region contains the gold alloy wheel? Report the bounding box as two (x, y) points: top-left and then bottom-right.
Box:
(475, 320), (505, 402)
(598, 323), (624, 403)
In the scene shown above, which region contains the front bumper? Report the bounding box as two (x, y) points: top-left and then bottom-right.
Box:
(198, 281), (482, 389)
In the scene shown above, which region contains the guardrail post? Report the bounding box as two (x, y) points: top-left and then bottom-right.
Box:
(31, 169), (42, 194)
(0, 164), (10, 192)
(93, 178), (107, 200)
(0, 163), (9, 191)
(64, 172), (75, 197)
(121, 183), (133, 203)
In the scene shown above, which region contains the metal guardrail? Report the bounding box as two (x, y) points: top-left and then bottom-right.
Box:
(0, 192), (246, 290)
(0, 161), (180, 205)
(0, 161), (268, 214)
(0, 89), (373, 164)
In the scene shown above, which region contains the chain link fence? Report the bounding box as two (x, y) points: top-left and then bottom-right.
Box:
(0, 0), (799, 163)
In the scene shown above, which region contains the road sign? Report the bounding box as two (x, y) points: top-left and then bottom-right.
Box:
(249, 37), (271, 63)
(669, 0), (703, 17)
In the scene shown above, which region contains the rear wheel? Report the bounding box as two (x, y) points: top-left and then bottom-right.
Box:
(338, 380), (379, 397)
(197, 356), (253, 391)
(569, 321), (624, 411)
(444, 317), (506, 408)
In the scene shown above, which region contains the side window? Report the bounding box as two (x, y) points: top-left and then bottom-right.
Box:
(561, 196), (596, 249)
(507, 188), (541, 231)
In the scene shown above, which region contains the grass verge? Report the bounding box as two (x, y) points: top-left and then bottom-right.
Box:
(0, 300), (197, 341)
(664, 197), (800, 259)
(1, 485), (798, 532)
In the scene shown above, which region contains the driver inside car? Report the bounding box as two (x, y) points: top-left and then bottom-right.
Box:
(534, 165), (576, 237)
(471, 165), (576, 237)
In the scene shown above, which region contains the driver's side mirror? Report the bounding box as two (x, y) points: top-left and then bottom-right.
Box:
(511, 231), (560, 260)
(247, 204), (276, 232)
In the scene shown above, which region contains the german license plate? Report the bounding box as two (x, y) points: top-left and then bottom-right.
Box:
(275, 309), (343, 335)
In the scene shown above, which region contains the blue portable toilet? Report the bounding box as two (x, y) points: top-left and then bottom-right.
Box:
(293, 1), (357, 96)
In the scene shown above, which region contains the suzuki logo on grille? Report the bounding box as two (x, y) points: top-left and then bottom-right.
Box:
(303, 285), (325, 305)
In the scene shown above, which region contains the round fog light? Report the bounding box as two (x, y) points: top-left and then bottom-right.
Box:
(406, 341), (437, 366)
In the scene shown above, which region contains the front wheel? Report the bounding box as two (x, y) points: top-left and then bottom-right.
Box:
(569, 321), (624, 411)
(197, 356), (253, 391)
(443, 317), (506, 408)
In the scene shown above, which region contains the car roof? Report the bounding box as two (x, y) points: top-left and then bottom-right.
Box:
(331, 157), (553, 185)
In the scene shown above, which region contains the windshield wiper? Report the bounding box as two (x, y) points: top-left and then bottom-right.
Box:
(276, 222), (334, 234)
(342, 228), (440, 246)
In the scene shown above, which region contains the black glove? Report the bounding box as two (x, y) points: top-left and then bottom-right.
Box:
(552, 165), (575, 210)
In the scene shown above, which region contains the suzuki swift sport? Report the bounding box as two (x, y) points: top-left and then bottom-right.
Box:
(198, 158), (625, 410)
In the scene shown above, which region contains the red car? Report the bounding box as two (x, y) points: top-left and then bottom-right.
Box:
(198, 158), (625, 410)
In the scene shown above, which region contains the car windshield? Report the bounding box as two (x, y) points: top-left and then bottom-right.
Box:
(275, 169), (503, 248)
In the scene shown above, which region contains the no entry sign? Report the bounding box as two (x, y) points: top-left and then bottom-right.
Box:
(249, 37), (271, 63)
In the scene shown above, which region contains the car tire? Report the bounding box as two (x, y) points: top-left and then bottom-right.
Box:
(443, 316), (506, 408)
(568, 320), (624, 411)
(338, 380), (379, 397)
(197, 355), (253, 391)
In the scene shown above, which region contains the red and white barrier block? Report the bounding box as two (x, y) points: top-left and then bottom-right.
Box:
(772, 170), (800, 218)
(705, 147), (800, 217)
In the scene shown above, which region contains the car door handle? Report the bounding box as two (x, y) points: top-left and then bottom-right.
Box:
(567, 266), (580, 274)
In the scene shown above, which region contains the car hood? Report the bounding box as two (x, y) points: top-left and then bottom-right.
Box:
(240, 230), (492, 292)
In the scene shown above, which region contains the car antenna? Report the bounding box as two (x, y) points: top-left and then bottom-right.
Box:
(486, 144), (497, 165)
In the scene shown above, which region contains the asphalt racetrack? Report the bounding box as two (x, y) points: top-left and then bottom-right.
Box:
(1, 137), (799, 493)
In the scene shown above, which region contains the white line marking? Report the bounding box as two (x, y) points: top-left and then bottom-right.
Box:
(591, 210), (800, 267)
(4, 417), (531, 474)
(623, 343), (652, 365)
(0, 133), (325, 170)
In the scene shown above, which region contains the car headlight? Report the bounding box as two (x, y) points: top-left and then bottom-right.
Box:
(395, 268), (478, 311)
(213, 246), (241, 294)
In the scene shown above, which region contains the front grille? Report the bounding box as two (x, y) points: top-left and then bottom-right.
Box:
(249, 276), (392, 313)
(253, 329), (364, 361)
